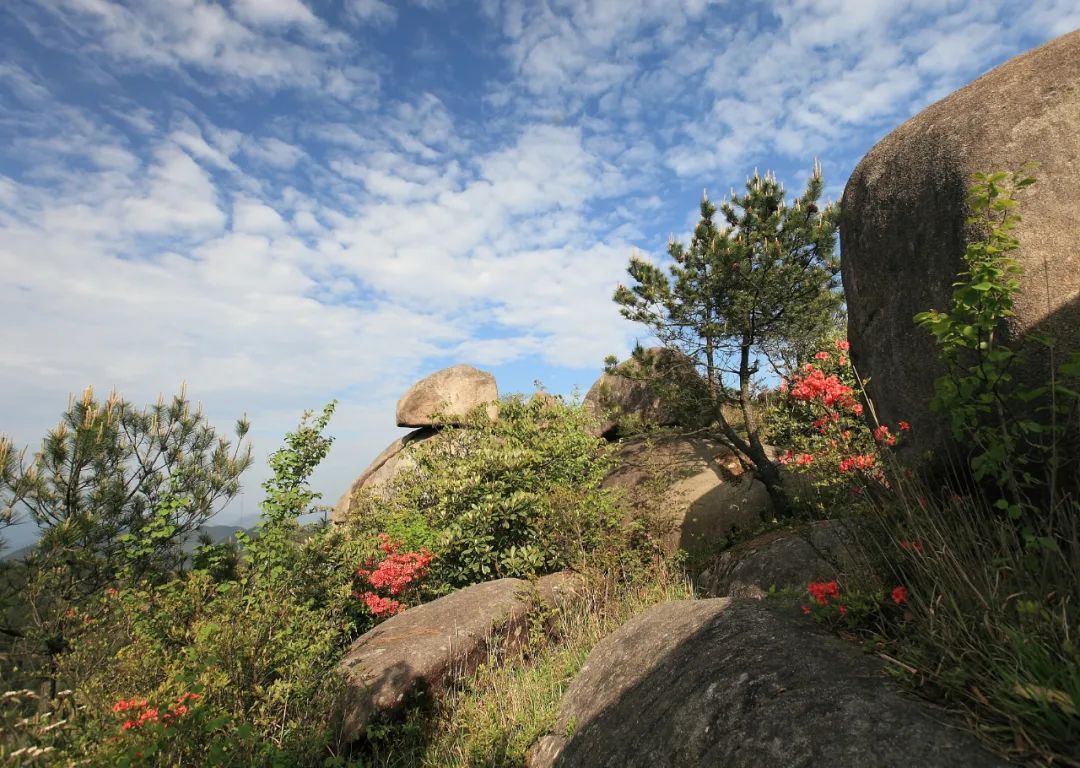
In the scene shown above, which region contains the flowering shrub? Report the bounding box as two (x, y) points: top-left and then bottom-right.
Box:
(769, 338), (909, 512)
(799, 579), (910, 629)
(113, 693), (201, 732)
(354, 534), (434, 617)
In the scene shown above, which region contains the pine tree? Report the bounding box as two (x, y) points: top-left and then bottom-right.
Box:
(0, 386), (252, 693)
(613, 164), (841, 510)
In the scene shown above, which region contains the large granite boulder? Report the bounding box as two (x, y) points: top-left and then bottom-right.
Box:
(696, 519), (871, 599)
(396, 364), (498, 428)
(583, 348), (707, 439)
(528, 599), (1010, 768)
(603, 435), (772, 558)
(330, 427), (437, 522)
(338, 573), (583, 742)
(841, 30), (1080, 463)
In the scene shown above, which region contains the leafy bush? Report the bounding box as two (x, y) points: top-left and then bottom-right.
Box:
(15, 403), (374, 767)
(348, 395), (621, 589)
(914, 169), (1079, 511)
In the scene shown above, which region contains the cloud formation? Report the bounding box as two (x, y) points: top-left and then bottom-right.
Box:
(0, 0), (1075, 543)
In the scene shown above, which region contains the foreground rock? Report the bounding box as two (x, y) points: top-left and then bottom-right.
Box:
(583, 349), (706, 439)
(338, 573), (583, 742)
(696, 519), (869, 599)
(330, 427), (437, 522)
(396, 364), (499, 428)
(528, 599), (1009, 768)
(603, 435), (772, 558)
(841, 29), (1080, 462)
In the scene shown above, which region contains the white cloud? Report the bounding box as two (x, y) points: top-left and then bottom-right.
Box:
(122, 145), (226, 235)
(231, 0), (319, 28)
(346, 0), (397, 25)
(232, 199), (289, 235)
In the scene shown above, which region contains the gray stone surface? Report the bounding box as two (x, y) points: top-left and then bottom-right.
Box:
(330, 427), (437, 522)
(582, 348), (706, 439)
(841, 29), (1080, 463)
(603, 435), (772, 558)
(396, 364), (498, 428)
(338, 573), (581, 742)
(529, 599), (1011, 768)
(696, 519), (870, 599)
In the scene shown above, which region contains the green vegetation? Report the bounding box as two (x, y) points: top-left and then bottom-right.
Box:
(1, 390), (666, 766)
(0, 387), (252, 699)
(768, 170), (1079, 765)
(613, 165), (841, 511)
(2, 166), (1076, 768)
(346, 395), (630, 588)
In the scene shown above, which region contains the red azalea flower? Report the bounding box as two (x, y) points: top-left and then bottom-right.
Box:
(898, 421), (911, 432)
(814, 351), (830, 361)
(891, 585), (909, 605)
(834, 339), (851, 351)
(807, 580), (840, 605)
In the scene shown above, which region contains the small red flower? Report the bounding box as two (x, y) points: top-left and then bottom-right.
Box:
(837, 604), (848, 617)
(891, 585), (909, 605)
(873, 425), (896, 446)
(834, 339), (851, 351)
(801, 604), (812, 615)
(898, 421), (911, 432)
(807, 580), (840, 605)
(814, 351), (830, 361)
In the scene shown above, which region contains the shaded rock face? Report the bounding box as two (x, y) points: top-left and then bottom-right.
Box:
(583, 348), (706, 439)
(338, 573), (582, 742)
(841, 29), (1080, 463)
(603, 436), (772, 558)
(396, 364), (498, 428)
(696, 519), (870, 599)
(330, 427), (437, 522)
(528, 599), (1010, 768)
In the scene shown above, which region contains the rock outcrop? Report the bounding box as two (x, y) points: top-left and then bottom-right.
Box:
(528, 599), (1010, 768)
(338, 573), (582, 742)
(396, 364), (498, 428)
(695, 519), (869, 599)
(841, 29), (1080, 462)
(583, 348), (706, 439)
(330, 427), (437, 522)
(603, 435), (772, 558)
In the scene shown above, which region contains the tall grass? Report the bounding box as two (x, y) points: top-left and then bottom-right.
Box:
(861, 464), (1080, 766)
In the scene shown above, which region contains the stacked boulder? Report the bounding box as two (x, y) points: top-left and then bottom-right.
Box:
(331, 364), (498, 522)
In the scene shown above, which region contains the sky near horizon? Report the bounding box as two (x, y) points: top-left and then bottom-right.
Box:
(1, 0), (1077, 547)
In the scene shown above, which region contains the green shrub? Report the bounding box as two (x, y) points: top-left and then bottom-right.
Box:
(348, 396), (621, 589)
(21, 403), (374, 767)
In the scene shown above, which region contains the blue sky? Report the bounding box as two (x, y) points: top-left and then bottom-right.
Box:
(1, 0), (1077, 545)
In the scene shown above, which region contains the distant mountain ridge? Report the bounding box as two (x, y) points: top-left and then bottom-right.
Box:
(1, 524), (251, 562)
